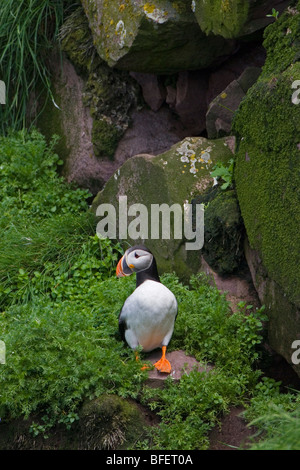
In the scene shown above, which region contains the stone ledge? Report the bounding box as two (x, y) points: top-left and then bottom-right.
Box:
(144, 349), (213, 388)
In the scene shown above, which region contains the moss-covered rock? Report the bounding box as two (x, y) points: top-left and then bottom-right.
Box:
(92, 136), (234, 279)
(80, 0), (237, 73)
(60, 7), (100, 74)
(193, 0), (292, 39)
(78, 395), (147, 450)
(200, 189), (245, 275)
(193, 0), (249, 38)
(60, 6), (141, 161)
(0, 395), (148, 450)
(233, 3), (300, 374)
(91, 119), (123, 160)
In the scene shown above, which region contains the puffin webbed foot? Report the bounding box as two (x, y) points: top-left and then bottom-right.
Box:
(154, 346), (171, 374)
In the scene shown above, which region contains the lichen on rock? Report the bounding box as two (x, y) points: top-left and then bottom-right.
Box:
(92, 136), (234, 279)
(80, 0), (237, 73)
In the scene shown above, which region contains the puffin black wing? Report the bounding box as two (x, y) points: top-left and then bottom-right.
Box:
(118, 303), (127, 343)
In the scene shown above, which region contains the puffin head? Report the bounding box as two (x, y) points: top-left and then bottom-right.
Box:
(116, 245), (154, 278)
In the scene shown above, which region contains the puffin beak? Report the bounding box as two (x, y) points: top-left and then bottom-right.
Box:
(116, 256), (125, 278)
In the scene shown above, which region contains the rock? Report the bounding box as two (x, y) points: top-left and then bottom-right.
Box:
(206, 67), (261, 139)
(80, 62), (140, 162)
(206, 44), (266, 106)
(131, 69), (210, 135)
(92, 136), (234, 279)
(130, 72), (166, 111)
(36, 53), (104, 194)
(145, 350), (213, 389)
(197, 189), (246, 275)
(233, 3), (300, 376)
(115, 107), (183, 161)
(245, 240), (300, 375)
(201, 257), (260, 313)
(36, 50), (183, 194)
(81, 0), (237, 73)
(168, 70), (209, 135)
(67, 106), (184, 194)
(193, 0), (292, 39)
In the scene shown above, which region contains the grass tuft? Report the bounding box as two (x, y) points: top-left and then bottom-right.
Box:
(0, 0), (77, 133)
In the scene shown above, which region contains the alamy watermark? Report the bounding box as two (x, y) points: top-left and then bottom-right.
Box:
(0, 80), (5, 105)
(291, 340), (300, 365)
(0, 340), (5, 364)
(291, 80), (300, 105)
(96, 196), (204, 250)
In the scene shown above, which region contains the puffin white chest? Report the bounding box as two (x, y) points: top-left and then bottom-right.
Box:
(120, 280), (177, 352)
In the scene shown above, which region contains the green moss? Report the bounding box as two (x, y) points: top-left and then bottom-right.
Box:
(194, 0), (249, 39)
(261, 4), (300, 77)
(80, 0), (237, 73)
(60, 7), (99, 74)
(36, 87), (69, 165)
(200, 189), (245, 275)
(92, 136), (234, 280)
(79, 395), (146, 450)
(233, 5), (300, 307)
(171, 1), (190, 14)
(92, 119), (123, 159)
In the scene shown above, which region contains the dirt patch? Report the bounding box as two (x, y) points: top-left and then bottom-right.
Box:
(208, 407), (256, 450)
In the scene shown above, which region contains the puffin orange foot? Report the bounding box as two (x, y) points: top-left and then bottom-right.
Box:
(135, 351), (151, 371)
(154, 346), (171, 374)
(154, 357), (171, 374)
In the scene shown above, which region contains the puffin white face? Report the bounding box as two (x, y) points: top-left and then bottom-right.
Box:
(116, 247), (153, 278)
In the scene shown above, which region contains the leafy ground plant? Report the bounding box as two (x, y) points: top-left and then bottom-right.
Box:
(0, 129), (296, 450)
(210, 158), (235, 190)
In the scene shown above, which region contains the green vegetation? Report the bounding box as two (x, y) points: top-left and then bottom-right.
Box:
(92, 119), (123, 160)
(233, 5), (300, 306)
(0, 130), (299, 450)
(210, 158), (234, 190)
(0, 0), (74, 133)
(266, 8), (279, 20)
(244, 378), (300, 450)
(193, 0), (249, 39)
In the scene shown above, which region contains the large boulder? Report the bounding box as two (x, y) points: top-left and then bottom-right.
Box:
(92, 136), (234, 279)
(233, 3), (300, 376)
(80, 0), (237, 73)
(193, 0), (292, 39)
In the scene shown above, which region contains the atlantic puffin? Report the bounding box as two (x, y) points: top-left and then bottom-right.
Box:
(116, 245), (178, 374)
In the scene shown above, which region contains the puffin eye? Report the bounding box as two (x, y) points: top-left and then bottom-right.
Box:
(134, 252), (140, 259)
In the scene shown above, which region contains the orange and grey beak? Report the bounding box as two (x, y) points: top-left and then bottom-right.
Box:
(116, 256), (125, 278)
(116, 255), (134, 278)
